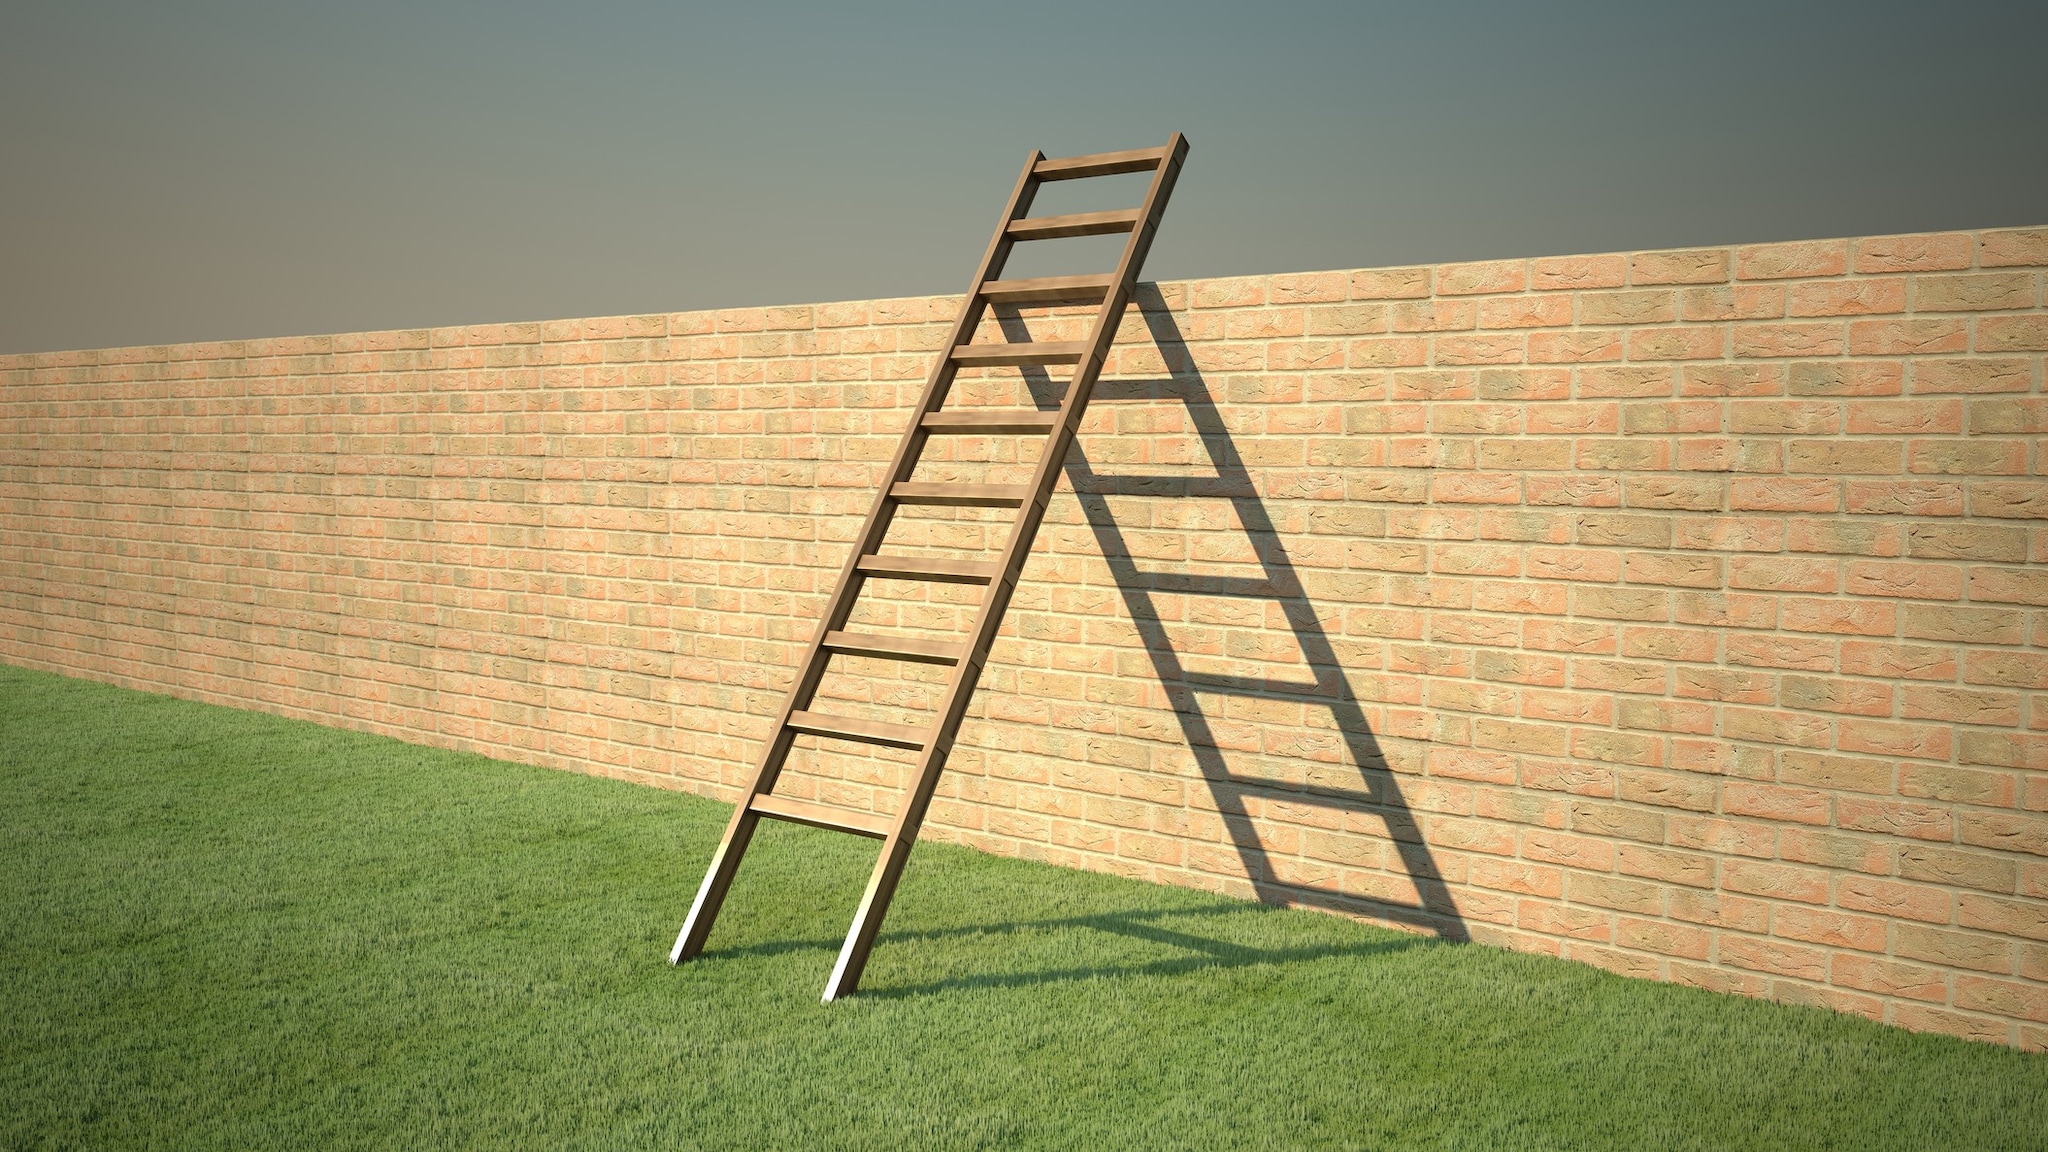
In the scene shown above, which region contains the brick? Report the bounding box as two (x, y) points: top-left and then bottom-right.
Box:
(1674, 667), (1774, 703)
(1778, 598), (1894, 636)
(1579, 290), (1676, 326)
(1891, 1003), (2014, 1045)
(1723, 783), (1830, 826)
(1306, 304), (1390, 335)
(1731, 477), (1838, 513)
(1978, 227), (2048, 268)
(1837, 718), (1950, 760)
(1912, 273), (2036, 312)
(1720, 935), (1828, 981)
(1773, 905), (1887, 952)
(1616, 916), (1712, 959)
(1960, 732), (2048, 771)
(1780, 750), (1891, 793)
(1781, 676), (1893, 718)
(1628, 326), (1726, 360)
(1631, 247), (1731, 285)
(1836, 875), (1951, 924)
(1733, 322), (1844, 358)
(1959, 812), (2048, 858)
(1350, 266), (1432, 299)
(1517, 900), (1612, 940)
(1897, 763), (2015, 807)
(1895, 924), (2016, 973)
(1970, 567), (2048, 607)
(1844, 560), (1962, 601)
(1958, 894), (2048, 942)
(1736, 400), (1844, 437)
(1623, 476), (1723, 511)
(1910, 357), (2034, 394)
(1843, 480), (1963, 517)
(1568, 872), (1664, 914)
(1977, 316), (2048, 352)
(1853, 232), (1973, 273)
(1899, 846), (2018, 895)
(1682, 364), (1783, 399)
(1269, 271), (1351, 303)
(1787, 279), (1905, 317)
(1901, 604), (2024, 645)
(1722, 860), (1830, 904)
(1832, 954), (1948, 1002)
(1478, 295), (1573, 329)
(1468, 857), (1564, 897)
(1736, 240), (1848, 280)
(1784, 519), (1898, 558)
(1969, 397), (2048, 433)
(1907, 438), (2027, 477)
(1787, 360), (1902, 397)
(1720, 706), (1831, 749)
(1845, 399), (1960, 435)
(1955, 976), (2048, 1025)
(1437, 259), (1527, 296)
(1529, 330), (1624, 365)
(1616, 844), (1714, 887)
(1532, 253), (1627, 290)
(1970, 482), (2048, 520)
(1848, 318), (1970, 356)
(1728, 556), (1836, 593)
(1623, 554), (1723, 589)
(1794, 438), (1900, 475)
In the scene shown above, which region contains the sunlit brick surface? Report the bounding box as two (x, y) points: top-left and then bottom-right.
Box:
(4, 226), (2046, 1047)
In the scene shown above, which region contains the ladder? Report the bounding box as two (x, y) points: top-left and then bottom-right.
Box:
(670, 134), (1190, 1000)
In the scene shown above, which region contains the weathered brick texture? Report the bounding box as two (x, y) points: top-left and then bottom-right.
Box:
(4, 226), (2046, 1047)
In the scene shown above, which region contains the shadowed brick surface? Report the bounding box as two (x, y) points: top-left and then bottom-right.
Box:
(4, 226), (2045, 1047)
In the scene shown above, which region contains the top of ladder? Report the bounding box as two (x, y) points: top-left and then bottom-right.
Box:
(1031, 145), (1173, 181)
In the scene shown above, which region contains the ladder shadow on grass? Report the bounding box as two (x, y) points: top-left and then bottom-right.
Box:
(997, 289), (1466, 943)
(708, 899), (1438, 996)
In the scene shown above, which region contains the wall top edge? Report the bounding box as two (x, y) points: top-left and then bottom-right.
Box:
(4, 225), (2045, 371)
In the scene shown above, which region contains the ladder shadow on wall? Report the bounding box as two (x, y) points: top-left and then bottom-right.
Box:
(1000, 289), (1466, 940)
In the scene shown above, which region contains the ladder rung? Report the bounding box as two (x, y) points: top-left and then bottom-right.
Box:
(951, 341), (1088, 367)
(823, 630), (963, 665)
(1033, 146), (1170, 181)
(889, 482), (1030, 507)
(786, 709), (929, 750)
(981, 274), (1115, 304)
(1007, 209), (1141, 240)
(749, 793), (892, 839)
(921, 410), (1059, 435)
(857, 555), (1001, 584)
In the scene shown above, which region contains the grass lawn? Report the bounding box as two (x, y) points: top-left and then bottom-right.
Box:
(2, 664), (2044, 1150)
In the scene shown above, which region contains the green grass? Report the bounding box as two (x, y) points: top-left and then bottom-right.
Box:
(1, 665), (2043, 1150)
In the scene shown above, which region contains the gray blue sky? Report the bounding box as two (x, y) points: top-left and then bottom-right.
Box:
(4, 0), (2044, 354)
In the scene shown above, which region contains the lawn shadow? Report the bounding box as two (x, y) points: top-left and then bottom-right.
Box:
(702, 898), (1438, 996)
(996, 290), (1466, 940)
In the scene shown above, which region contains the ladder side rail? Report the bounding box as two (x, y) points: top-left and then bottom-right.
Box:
(821, 134), (1190, 999)
(670, 150), (1047, 965)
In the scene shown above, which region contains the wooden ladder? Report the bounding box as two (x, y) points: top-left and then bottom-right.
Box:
(671, 134), (1190, 1000)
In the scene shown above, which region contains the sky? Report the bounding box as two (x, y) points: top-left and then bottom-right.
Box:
(3, 0), (2044, 354)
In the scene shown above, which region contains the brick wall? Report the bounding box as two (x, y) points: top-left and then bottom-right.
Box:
(4, 226), (2045, 1047)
